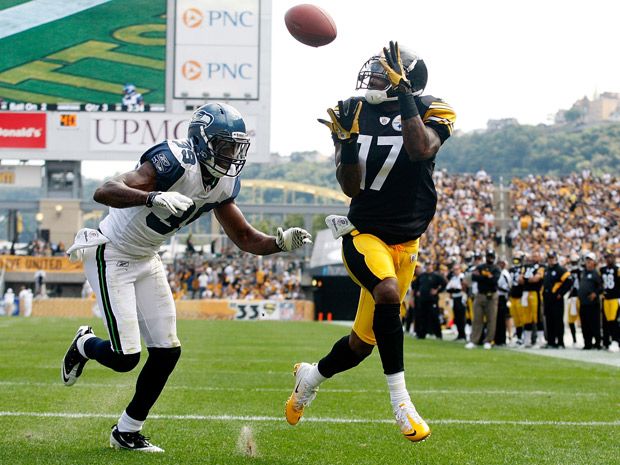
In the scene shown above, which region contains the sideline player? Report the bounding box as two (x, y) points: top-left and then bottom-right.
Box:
(600, 249), (620, 352)
(285, 41), (455, 442)
(60, 102), (312, 452)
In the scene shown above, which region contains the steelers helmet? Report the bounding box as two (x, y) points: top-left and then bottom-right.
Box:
(357, 44), (428, 104)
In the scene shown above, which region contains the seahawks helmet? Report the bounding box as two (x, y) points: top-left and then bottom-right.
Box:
(357, 44), (428, 104)
(123, 83), (137, 95)
(188, 103), (250, 178)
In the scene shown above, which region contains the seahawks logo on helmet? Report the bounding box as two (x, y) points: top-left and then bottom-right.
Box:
(190, 110), (214, 128)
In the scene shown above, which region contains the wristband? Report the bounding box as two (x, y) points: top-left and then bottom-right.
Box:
(339, 140), (359, 164)
(146, 191), (160, 208)
(398, 93), (419, 120)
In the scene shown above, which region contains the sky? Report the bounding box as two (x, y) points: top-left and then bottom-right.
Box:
(81, 0), (620, 179)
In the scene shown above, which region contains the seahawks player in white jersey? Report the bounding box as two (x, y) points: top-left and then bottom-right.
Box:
(61, 102), (312, 453)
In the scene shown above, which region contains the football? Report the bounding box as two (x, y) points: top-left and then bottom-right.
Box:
(284, 4), (337, 47)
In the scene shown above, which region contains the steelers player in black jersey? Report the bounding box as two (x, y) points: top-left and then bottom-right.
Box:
(285, 41), (455, 442)
(600, 250), (620, 352)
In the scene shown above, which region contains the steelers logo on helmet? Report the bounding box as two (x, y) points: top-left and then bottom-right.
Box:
(357, 44), (428, 105)
(188, 103), (250, 179)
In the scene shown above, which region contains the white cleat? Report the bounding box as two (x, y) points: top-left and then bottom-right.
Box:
(393, 401), (431, 442)
(285, 362), (319, 425)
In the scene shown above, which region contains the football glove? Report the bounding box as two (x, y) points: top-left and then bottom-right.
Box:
(276, 227), (313, 252)
(146, 191), (193, 215)
(379, 41), (412, 95)
(318, 99), (363, 143)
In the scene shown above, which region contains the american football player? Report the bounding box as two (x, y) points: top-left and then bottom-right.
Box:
(600, 250), (620, 352)
(285, 41), (455, 442)
(61, 102), (312, 452)
(518, 251), (545, 347)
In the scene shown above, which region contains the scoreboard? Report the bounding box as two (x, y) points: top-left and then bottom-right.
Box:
(0, 102), (165, 113)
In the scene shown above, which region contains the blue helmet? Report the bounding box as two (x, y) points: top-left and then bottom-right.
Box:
(123, 83), (136, 95)
(188, 103), (250, 178)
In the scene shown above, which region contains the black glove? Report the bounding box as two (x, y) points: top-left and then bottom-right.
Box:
(380, 41), (412, 95)
(318, 99), (363, 143)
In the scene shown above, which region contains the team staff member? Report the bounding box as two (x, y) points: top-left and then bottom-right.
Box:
(600, 250), (620, 352)
(495, 258), (511, 346)
(467, 249), (500, 349)
(446, 263), (467, 340)
(413, 263), (447, 339)
(567, 253), (581, 346)
(60, 103), (312, 452)
(519, 252), (545, 347)
(542, 251), (572, 348)
(579, 252), (603, 350)
(285, 41), (455, 442)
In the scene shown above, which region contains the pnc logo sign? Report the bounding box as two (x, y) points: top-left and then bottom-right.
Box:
(183, 8), (203, 28)
(182, 61), (202, 80)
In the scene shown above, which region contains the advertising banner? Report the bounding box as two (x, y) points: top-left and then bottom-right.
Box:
(0, 255), (83, 273)
(89, 112), (257, 153)
(174, 0), (260, 99)
(0, 112), (46, 148)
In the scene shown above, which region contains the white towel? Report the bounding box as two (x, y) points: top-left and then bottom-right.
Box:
(66, 228), (110, 262)
(325, 215), (355, 239)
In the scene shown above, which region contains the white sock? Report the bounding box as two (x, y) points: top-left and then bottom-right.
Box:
(386, 372), (411, 407)
(76, 333), (95, 358)
(308, 364), (327, 387)
(117, 410), (144, 433)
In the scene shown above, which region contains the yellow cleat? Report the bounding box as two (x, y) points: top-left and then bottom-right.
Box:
(285, 362), (318, 425)
(394, 401), (431, 442)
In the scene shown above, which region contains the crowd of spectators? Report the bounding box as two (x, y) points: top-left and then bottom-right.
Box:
(0, 239), (66, 256)
(510, 171), (620, 259)
(420, 169), (499, 269)
(166, 251), (305, 301)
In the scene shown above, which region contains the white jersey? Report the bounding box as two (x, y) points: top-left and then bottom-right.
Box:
(99, 138), (240, 258)
(122, 92), (143, 106)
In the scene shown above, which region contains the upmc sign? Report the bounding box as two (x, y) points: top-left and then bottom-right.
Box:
(174, 0), (260, 100)
(0, 113), (46, 148)
(90, 114), (189, 152)
(89, 113), (257, 154)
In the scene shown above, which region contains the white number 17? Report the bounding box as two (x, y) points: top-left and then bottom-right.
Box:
(357, 135), (403, 191)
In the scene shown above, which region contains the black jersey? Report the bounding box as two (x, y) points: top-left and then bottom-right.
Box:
(522, 263), (545, 292)
(600, 264), (620, 299)
(569, 267), (581, 297)
(346, 95), (455, 244)
(509, 265), (524, 298)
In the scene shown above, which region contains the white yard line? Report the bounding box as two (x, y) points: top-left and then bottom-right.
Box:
(0, 381), (606, 397)
(0, 411), (618, 426)
(0, 0), (110, 40)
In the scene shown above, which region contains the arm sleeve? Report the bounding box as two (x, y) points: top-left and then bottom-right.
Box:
(219, 177), (242, 205)
(418, 95), (456, 143)
(139, 142), (185, 192)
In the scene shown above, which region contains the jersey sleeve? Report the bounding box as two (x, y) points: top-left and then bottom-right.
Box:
(418, 95), (456, 143)
(139, 141), (185, 192)
(219, 177), (241, 205)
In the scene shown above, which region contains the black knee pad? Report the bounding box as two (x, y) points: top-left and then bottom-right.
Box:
(146, 346), (181, 370)
(113, 352), (141, 372)
(373, 303), (402, 335)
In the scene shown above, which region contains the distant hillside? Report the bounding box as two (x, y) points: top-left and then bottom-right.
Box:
(437, 123), (620, 178)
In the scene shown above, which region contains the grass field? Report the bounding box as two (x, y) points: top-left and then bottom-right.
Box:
(0, 318), (618, 465)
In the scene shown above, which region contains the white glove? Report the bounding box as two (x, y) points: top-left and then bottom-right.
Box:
(146, 191), (193, 215)
(276, 227), (313, 252)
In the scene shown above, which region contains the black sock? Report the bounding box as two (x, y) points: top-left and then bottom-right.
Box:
(516, 326), (523, 339)
(126, 347), (181, 421)
(317, 335), (367, 378)
(373, 303), (404, 375)
(84, 337), (140, 372)
(569, 323), (577, 343)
